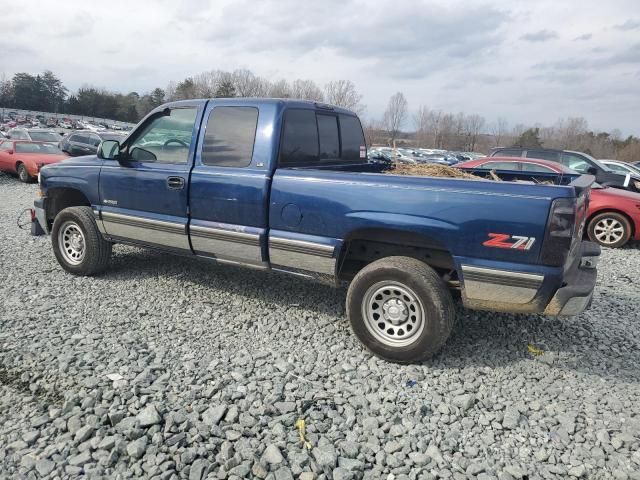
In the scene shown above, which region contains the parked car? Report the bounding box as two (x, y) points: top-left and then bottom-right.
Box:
(490, 147), (640, 193)
(458, 157), (640, 248)
(60, 131), (127, 157)
(600, 159), (640, 176)
(0, 140), (69, 182)
(6, 128), (62, 144)
(34, 98), (600, 363)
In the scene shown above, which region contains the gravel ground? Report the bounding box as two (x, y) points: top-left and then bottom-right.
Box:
(1, 172), (639, 480)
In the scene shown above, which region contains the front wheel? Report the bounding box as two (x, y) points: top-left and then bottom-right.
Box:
(51, 206), (112, 275)
(346, 256), (455, 363)
(587, 212), (631, 248)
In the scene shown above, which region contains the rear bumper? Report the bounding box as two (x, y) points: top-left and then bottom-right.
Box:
(543, 241), (600, 316)
(460, 241), (600, 316)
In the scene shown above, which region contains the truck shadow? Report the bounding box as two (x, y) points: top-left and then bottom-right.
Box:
(105, 247), (640, 384)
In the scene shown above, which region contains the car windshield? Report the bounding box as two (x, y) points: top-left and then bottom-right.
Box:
(15, 143), (64, 154)
(28, 131), (60, 142)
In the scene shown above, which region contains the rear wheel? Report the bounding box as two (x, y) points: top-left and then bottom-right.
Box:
(346, 256), (455, 363)
(587, 212), (631, 248)
(17, 163), (32, 183)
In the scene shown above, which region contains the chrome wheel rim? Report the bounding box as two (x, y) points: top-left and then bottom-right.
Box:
(594, 218), (624, 245)
(58, 221), (86, 265)
(362, 281), (425, 347)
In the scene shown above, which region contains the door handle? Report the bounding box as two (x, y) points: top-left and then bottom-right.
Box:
(167, 176), (185, 189)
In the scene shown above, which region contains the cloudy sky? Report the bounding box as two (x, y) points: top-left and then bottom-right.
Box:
(2, 0), (639, 134)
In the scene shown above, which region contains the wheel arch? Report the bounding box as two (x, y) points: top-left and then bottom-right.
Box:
(45, 187), (92, 229)
(337, 227), (456, 281)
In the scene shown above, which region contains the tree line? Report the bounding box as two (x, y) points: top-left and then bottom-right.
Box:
(1, 69), (638, 160)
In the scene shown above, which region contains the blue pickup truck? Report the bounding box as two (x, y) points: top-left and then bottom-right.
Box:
(33, 98), (600, 362)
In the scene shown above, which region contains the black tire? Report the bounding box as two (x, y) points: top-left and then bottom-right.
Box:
(346, 256), (455, 363)
(51, 206), (112, 275)
(17, 163), (32, 183)
(587, 211), (631, 248)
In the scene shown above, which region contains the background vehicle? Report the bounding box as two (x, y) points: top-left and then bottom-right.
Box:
(59, 131), (126, 156)
(460, 157), (640, 248)
(490, 147), (640, 193)
(600, 159), (640, 176)
(35, 99), (599, 363)
(6, 128), (61, 144)
(0, 140), (69, 182)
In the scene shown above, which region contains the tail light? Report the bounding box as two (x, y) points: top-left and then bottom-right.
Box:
(540, 198), (576, 266)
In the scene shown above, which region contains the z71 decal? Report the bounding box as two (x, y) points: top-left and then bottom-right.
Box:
(483, 233), (536, 251)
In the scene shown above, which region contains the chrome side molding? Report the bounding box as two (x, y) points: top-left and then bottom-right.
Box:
(461, 265), (544, 304)
(269, 237), (336, 276)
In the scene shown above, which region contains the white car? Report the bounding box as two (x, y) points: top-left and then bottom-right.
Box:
(601, 159), (640, 176)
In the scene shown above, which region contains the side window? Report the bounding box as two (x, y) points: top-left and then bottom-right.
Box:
(521, 162), (554, 173)
(128, 107), (198, 164)
(340, 114), (366, 161)
(202, 107), (258, 167)
(481, 161), (521, 170)
(279, 109), (318, 167)
(89, 135), (101, 147)
(491, 149), (522, 157)
(526, 150), (558, 161)
(560, 153), (592, 173)
(604, 163), (629, 174)
(317, 114), (339, 161)
(0, 141), (12, 151)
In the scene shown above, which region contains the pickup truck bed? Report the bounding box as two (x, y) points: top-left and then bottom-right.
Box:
(33, 98), (600, 362)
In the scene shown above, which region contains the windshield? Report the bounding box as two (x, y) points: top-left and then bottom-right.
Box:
(15, 143), (64, 154)
(28, 131), (60, 142)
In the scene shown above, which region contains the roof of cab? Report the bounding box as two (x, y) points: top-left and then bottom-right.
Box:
(163, 98), (359, 116)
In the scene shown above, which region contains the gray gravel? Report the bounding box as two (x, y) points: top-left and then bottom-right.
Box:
(1, 172), (640, 480)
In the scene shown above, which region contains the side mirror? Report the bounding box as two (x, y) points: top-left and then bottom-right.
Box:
(587, 166), (598, 175)
(7, 149), (13, 155)
(97, 140), (120, 160)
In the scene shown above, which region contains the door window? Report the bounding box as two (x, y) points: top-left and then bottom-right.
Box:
(526, 150), (559, 161)
(478, 161), (520, 170)
(128, 107), (197, 164)
(559, 153), (592, 173)
(202, 107), (258, 167)
(604, 163), (631, 174)
(521, 162), (555, 173)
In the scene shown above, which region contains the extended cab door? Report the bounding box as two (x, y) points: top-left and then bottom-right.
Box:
(188, 101), (275, 268)
(97, 102), (205, 252)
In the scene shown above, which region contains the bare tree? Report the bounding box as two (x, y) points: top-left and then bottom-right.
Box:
(231, 69), (269, 97)
(269, 79), (292, 98)
(324, 80), (365, 114)
(438, 113), (456, 149)
(465, 114), (486, 151)
(413, 105), (430, 148)
(383, 92), (408, 146)
(489, 117), (509, 147)
(291, 79), (324, 101)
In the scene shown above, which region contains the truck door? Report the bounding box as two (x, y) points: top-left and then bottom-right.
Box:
(188, 101), (274, 268)
(97, 102), (204, 252)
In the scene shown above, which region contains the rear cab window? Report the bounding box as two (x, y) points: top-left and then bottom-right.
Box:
(279, 108), (366, 168)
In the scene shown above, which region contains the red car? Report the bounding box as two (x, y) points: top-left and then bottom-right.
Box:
(0, 140), (69, 183)
(457, 156), (640, 248)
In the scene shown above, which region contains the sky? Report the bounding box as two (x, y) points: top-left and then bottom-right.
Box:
(1, 0), (639, 135)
